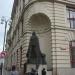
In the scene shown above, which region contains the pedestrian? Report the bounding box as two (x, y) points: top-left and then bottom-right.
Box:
(0, 63), (3, 75)
(31, 68), (36, 75)
(42, 68), (46, 75)
(10, 65), (19, 75)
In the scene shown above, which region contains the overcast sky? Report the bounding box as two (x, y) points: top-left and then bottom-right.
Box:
(0, 0), (14, 52)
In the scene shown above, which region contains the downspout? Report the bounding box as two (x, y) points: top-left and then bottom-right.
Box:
(52, 0), (57, 75)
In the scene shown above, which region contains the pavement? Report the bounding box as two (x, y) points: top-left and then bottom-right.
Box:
(0, 68), (10, 75)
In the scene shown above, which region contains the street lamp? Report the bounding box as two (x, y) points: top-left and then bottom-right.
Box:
(0, 16), (12, 51)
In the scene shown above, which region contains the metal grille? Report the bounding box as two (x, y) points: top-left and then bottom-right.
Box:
(70, 41), (75, 68)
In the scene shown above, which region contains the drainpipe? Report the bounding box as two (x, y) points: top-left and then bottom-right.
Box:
(52, 0), (57, 75)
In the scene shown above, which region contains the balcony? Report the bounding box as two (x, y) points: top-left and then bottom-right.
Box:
(56, 0), (75, 4)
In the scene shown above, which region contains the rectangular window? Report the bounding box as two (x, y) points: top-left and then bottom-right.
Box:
(20, 46), (22, 68)
(70, 41), (75, 68)
(18, 26), (19, 40)
(21, 17), (24, 36)
(67, 7), (75, 29)
(23, 0), (25, 7)
(17, 49), (18, 65)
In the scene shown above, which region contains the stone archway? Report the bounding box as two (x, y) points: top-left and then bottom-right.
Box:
(29, 13), (51, 33)
(28, 13), (52, 70)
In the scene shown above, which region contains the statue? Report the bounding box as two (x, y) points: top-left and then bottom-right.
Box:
(26, 32), (46, 66)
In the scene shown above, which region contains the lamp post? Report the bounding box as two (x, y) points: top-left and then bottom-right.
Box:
(0, 16), (11, 51)
(0, 63), (3, 75)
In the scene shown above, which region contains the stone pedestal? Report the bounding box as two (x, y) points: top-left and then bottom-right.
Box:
(26, 64), (36, 73)
(26, 32), (47, 75)
(38, 65), (47, 75)
(26, 64), (47, 75)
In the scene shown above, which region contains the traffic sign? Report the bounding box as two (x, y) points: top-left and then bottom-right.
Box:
(0, 51), (7, 58)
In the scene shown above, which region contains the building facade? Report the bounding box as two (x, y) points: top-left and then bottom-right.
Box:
(5, 0), (75, 75)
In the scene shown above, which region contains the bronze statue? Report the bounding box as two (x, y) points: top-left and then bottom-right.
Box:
(26, 32), (46, 65)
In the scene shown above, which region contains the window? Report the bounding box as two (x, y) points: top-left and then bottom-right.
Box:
(67, 8), (75, 29)
(20, 46), (22, 68)
(17, 49), (18, 65)
(14, 52), (16, 63)
(23, 0), (25, 6)
(18, 26), (19, 40)
(70, 41), (75, 68)
(21, 17), (24, 36)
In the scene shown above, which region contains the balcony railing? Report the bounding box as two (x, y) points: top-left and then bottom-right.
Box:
(56, 0), (75, 3)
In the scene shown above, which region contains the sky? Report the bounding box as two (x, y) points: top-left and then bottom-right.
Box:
(0, 0), (14, 52)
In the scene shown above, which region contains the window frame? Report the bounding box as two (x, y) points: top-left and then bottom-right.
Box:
(70, 41), (75, 68)
(67, 7), (75, 29)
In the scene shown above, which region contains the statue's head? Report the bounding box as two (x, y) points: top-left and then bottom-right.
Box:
(32, 32), (36, 36)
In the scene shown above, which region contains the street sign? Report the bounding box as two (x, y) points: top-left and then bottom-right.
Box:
(0, 51), (7, 58)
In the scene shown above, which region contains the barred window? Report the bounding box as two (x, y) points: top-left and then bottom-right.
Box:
(20, 46), (22, 68)
(70, 41), (75, 68)
(67, 8), (75, 29)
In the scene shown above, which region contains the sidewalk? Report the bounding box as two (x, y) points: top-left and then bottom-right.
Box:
(2, 68), (10, 75)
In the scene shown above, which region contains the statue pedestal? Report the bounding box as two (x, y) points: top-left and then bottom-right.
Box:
(38, 65), (47, 75)
(26, 64), (36, 73)
(26, 32), (47, 75)
(26, 64), (47, 75)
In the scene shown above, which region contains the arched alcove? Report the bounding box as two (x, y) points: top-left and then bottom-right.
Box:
(29, 13), (51, 33)
(28, 13), (52, 70)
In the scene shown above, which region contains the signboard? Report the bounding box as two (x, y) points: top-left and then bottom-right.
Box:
(0, 51), (7, 58)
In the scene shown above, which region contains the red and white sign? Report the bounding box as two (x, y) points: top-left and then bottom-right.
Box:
(0, 51), (7, 58)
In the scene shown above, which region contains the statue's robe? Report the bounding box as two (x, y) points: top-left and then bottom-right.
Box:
(26, 32), (46, 65)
